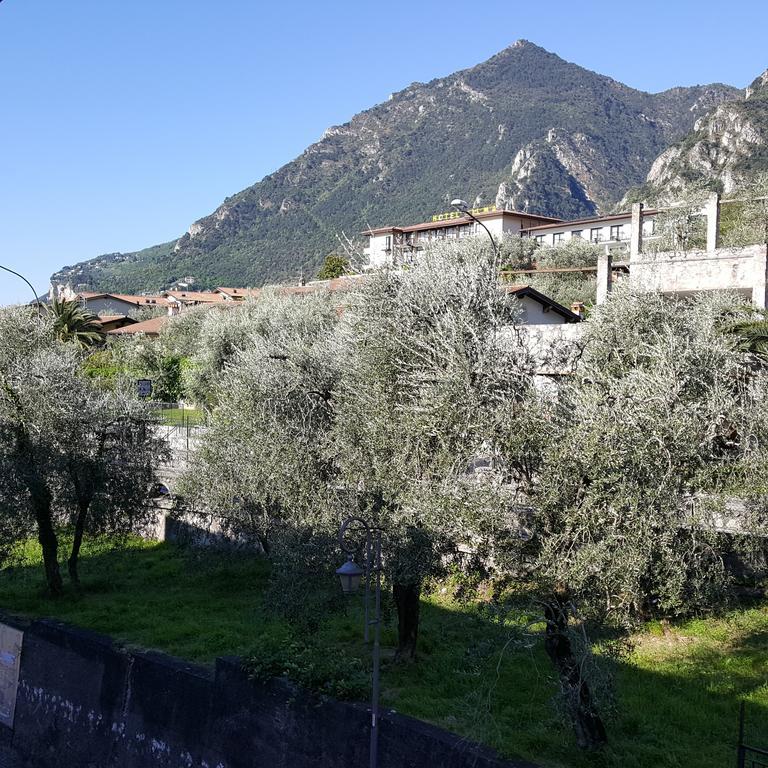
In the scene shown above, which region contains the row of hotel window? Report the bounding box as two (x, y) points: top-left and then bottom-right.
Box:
(530, 219), (656, 246)
(378, 219), (657, 250)
(382, 224), (477, 249)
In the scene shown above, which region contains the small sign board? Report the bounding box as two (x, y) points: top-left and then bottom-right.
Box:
(431, 204), (497, 223)
(0, 623), (23, 728)
(137, 379), (153, 399)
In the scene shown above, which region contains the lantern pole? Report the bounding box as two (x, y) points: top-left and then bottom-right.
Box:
(450, 199), (501, 266)
(337, 515), (383, 768)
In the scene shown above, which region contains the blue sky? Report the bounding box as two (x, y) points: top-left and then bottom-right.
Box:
(1, 0), (767, 304)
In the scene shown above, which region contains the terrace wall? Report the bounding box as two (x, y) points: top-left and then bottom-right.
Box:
(0, 615), (533, 768)
(628, 244), (768, 302)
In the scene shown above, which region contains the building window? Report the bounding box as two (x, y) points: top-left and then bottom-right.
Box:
(384, 236), (392, 251)
(590, 228), (602, 243)
(643, 218), (656, 236)
(572, 230), (583, 239)
(610, 225), (622, 241)
(553, 232), (564, 244)
(534, 235), (545, 245)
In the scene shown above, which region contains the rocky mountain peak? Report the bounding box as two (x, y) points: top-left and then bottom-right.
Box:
(50, 45), (741, 294)
(627, 66), (768, 204)
(746, 69), (768, 100)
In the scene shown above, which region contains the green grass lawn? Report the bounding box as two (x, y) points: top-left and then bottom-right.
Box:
(157, 407), (204, 427)
(1, 537), (767, 768)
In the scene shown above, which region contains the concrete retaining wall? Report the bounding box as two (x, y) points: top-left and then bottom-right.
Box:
(0, 615), (533, 768)
(629, 243), (767, 298)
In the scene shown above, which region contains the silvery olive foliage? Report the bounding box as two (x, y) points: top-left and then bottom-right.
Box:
(178, 289), (347, 622)
(175, 245), (768, 744)
(532, 287), (768, 627)
(644, 194), (708, 255)
(182, 239), (550, 638)
(332, 239), (544, 581)
(500, 233), (538, 271)
(180, 290), (344, 538)
(529, 238), (601, 308)
(721, 174), (768, 248)
(0, 306), (167, 592)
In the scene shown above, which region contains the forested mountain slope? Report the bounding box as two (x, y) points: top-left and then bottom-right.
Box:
(52, 41), (738, 293)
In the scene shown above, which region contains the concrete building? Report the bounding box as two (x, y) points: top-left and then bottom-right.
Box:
(506, 284), (581, 325)
(364, 195), (768, 309)
(520, 209), (661, 256)
(363, 206), (561, 268)
(627, 243), (768, 305)
(594, 196), (768, 309)
(53, 288), (172, 318)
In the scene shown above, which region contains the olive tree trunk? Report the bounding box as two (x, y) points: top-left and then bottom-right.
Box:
(543, 592), (607, 750)
(34, 494), (63, 597)
(68, 500), (89, 586)
(393, 582), (420, 662)
(18, 429), (63, 596)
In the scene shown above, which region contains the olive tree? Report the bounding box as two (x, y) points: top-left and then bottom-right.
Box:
(331, 238), (545, 659)
(645, 194), (708, 255)
(57, 388), (167, 585)
(529, 238), (601, 308)
(179, 290), (350, 624)
(721, 174), (768, 248)
(183, 240), (548, 656)
(180, 290), (345, 547)
(528, 287), (768, 746)
(0, 306), (167, 594)
(173, 302), (274, 407)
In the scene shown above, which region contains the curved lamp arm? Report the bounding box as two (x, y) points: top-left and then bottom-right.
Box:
(0, 264), (42, 308)
(450, 199), (501, 265)
(338, 515), (372, 554)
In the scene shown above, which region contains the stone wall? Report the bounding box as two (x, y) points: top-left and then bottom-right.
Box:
(628, 243), (767, 299)
(0, 615), (534, 768)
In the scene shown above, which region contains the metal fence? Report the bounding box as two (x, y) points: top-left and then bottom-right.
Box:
(148, 402), (205, 428)
(738, 702), (768, 768)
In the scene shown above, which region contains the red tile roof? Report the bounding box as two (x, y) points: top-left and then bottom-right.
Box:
(79, 292), (171, 307)
(214, 287), (261, 299)
(163, 291), (225, 303)
(363, 209), (562, 236)
(107, 316), (168, 336)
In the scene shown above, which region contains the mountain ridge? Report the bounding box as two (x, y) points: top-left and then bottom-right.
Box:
(52, 41), (739, 294)
(625, 68), (768, 204)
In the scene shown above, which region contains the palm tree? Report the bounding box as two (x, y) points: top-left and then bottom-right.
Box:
(49, 297), (105, 349)
(720, 309), (768, 357)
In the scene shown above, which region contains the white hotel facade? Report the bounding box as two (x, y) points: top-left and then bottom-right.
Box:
(363, 205), (660, 268)
(363, 207), (561, 268)
(362, 195), (768, 309)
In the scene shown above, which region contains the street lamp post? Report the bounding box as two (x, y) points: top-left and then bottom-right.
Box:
(336, 516), (383, 768)
(450, 198), (501, 265)
(0, 264), (42, 308)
